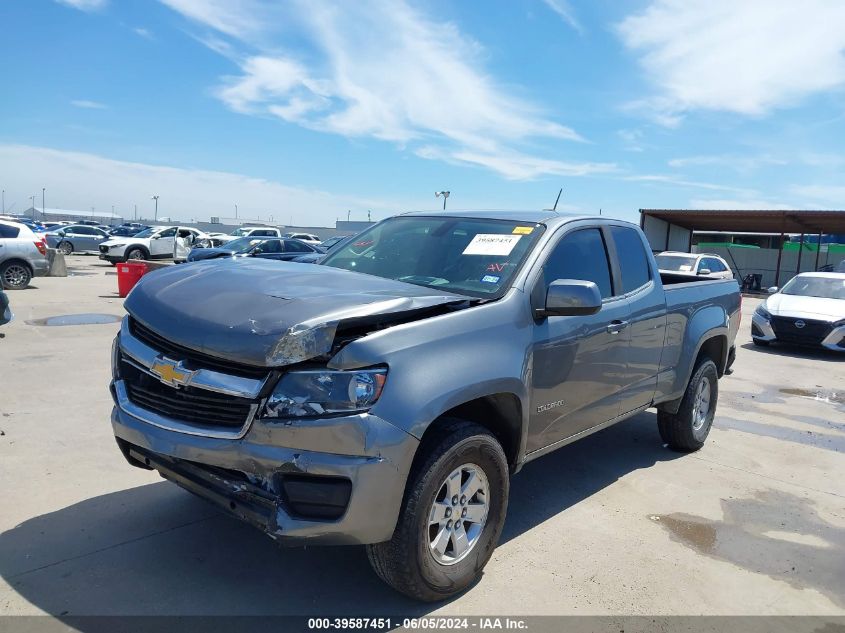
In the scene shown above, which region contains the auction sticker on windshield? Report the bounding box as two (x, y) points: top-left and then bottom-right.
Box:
(463, 234), (521, 256)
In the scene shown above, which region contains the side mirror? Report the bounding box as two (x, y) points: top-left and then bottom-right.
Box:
(767, 286), (779, 294)
(699, 268), (711, 275)
(537, 280), (602, 318)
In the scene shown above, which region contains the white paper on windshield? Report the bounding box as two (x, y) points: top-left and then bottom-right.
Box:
(463, 234), (521, 256)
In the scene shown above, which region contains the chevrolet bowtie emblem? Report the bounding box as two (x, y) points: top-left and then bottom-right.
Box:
(150, 358), (195, 388)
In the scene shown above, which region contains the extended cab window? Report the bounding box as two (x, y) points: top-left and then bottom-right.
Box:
(543, 228), (613, 298)
(610, 226), (651, 293)
(322, 216), (543, 298)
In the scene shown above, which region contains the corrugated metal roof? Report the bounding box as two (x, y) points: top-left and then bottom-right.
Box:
(640, 209), (845, 233)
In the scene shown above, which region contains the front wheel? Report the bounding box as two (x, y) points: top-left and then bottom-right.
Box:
(752, 338), (770, 347)
(657, 358), (718, 452)
(125, 248), (147, 261)
(367, 419), (509, 602)
(58, 241), (73, 255)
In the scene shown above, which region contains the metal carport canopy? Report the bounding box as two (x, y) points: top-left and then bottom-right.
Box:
(639, 209), (845, 234)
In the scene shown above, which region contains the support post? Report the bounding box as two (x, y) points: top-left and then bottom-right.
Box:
(796, 233), (804, 275)
(774, 231), (784, 287)
(814, 231), (822, 271)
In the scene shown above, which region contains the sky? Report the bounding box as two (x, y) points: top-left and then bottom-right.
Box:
(1, 0), (845, 226)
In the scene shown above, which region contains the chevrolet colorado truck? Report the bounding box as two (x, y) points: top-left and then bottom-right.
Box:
(109, 211), (740, 601)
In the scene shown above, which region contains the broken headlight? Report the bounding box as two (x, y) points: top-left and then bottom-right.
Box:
(263, 368), (387, 418)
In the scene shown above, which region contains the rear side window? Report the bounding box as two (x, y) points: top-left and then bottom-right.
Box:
(543, 228), (613, 298)
(0, 224), (20, 238)
(252, 230), (275, 237)
(610, 226), (651, 293)
(285, 239), (311, 253)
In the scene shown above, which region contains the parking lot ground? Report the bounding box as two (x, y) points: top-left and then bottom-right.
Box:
(0, 256), (843, 616)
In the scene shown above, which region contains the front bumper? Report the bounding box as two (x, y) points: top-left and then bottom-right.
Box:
(110, 389), (418, 545)
(751, 313), (845, 351)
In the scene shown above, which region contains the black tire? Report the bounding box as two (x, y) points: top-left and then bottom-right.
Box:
(367, 419), (509, 602)
(658, 358), (718, 452)
(752, 338), (770, 347)
(125, 248), (147, 261)
(0, 261), (33, 290)
(58, 241), (73, 255)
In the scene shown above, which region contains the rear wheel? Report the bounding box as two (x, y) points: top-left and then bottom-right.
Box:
(0, 261), (33, 290)
(658, 358), (718, 452)
(58, 241), (73, 255)
(125, 248), (146, 261)
(367, 419), (509, 602)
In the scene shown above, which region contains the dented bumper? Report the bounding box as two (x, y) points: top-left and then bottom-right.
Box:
(110, 402), (418, 545)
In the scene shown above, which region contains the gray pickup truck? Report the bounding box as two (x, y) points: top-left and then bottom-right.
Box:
(110, 210), (740, 601)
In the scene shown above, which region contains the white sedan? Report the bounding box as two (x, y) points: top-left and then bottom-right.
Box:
(655, 251), (734, 279)
(751, 272), (845, 351)
(98, 226), (209, 264)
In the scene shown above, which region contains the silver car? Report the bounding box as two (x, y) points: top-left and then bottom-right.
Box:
(45, 224), (111, 255)
(751, 272), (845, 351)
(0, 220), (49, 289)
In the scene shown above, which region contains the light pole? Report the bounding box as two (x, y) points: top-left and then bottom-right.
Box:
(435, 191), (450, 210)
(42, 188), (45, 217)
(235, 203), (238, 219)
(2, 189), (4, 214)
(151, 195), (159, 222)
(30, 195), (36, 218)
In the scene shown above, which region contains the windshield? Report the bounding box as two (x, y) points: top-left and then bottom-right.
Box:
(655, 254), (698, 272)
(227, 237), (268, 252)
(321, 216), (543, 298)
(781, 276), (845, 299)
(133, 228), (157, 238)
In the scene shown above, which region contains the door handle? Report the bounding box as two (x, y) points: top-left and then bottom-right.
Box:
(606, 320), (629, 334)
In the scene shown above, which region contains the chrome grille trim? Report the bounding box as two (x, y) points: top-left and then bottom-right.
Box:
(119, 317), (268, 399)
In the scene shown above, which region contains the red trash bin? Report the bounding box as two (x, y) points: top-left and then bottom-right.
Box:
(117, 262), (149, 298)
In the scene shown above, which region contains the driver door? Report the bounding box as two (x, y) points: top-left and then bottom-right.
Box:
(151, 227), (176, 257)
(527, 227), (631, 453)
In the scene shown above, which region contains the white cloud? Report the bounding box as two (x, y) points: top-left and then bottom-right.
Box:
(71, 100), (108, 109)
(133, 27), (153, 39)
(668, 154), (787, 171)
(415, 145), (615, 181)
(55, 0), (107, 10)
(689, 198), (795, 211)
(617, 0), (845, 123)
(540, 0), (583, 33)
(789, 185), (845, 204)
(625, 174), (754, 195)
(0, 144), (414, 225)
(617, 128), (645, 152)
(160, 0), (586, 180)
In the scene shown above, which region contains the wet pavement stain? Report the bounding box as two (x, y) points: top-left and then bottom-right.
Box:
(780, 387), (843, 406)
(26, 314), (122, 326)
(716, 416), (845, 452)
(650, 490), (845, 608)
(649, 514), (717, 553)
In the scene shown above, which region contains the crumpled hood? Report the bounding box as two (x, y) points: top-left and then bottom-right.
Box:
(124, 259), (466, 367)
(766, 293), (845, 321)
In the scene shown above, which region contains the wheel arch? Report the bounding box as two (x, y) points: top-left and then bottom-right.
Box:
(412, 393), (524, 474)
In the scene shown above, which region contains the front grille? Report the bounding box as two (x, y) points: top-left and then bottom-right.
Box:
(120, 358), (256, 429)
(770, 317), (831, 345)
(129, 317), (269, 379)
